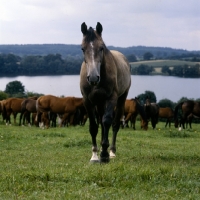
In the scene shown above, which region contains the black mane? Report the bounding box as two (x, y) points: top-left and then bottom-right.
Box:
(85, 27), (97, 42)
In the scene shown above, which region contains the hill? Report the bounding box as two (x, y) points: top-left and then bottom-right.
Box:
(0, 44), (199, 58)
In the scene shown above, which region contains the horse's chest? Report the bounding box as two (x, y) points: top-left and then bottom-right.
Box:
(88, 87), (107, 104)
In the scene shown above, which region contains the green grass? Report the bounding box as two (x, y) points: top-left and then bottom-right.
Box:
(0, 120), (200, 199)
(130, 59), (200, 68)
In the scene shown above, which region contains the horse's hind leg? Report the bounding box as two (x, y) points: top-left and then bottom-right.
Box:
(19, 112), (24, 126)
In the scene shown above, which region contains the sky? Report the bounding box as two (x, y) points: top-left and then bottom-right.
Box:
(0, 0), (200, 51)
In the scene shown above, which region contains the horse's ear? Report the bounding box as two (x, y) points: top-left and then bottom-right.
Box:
(81, 22), (88, 35)
(96, 22), (103, 36)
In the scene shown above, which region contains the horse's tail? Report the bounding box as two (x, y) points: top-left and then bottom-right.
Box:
(36, 98), (47, 113)
(174, 102), (184, 121)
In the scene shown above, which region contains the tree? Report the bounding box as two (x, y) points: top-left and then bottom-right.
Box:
(4, 80), (25, 97)
(0, 91), (8, 100)
(137, 90), (157, 104)
(136, 64), (154, 75)
(143, 52), (153, 60)
(158, 98), (175, 109)
(126, 54), (137, 62)
(161, 66), (172, 75)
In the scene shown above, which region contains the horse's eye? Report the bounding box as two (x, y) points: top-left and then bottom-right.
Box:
(99, 47), (104, 52)
(81, 48), (85, 53)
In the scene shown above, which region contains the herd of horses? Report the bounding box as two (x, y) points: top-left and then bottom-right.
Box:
(0, 96), (87, 128)
(1, 22), (199, 163)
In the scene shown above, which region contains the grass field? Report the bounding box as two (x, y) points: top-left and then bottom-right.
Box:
(130, 60), (200, 68)
(0, 119), (200, 199)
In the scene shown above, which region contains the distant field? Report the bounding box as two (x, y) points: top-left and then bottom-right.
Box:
(130, 60), (200, 68)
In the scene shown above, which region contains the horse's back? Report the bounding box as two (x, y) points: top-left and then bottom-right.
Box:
(6, 98), (23, 112)
(110, 50), (131, 96)
(125, 99), (136, 113)
(159, 107), (174, 118)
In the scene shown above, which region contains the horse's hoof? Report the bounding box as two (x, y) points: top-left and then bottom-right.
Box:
(109, 150), (116, 158)
(100, 157), (110, 163)
(90, 159), (100, 163)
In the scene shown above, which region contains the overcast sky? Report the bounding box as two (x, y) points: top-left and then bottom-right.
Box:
(0, 0), (200, 51)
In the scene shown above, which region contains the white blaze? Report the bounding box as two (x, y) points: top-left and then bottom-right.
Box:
(90, 42), (95, 70)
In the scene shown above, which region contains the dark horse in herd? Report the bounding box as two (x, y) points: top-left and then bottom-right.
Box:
(144, 98), (160, 129)
(174, 100), (200, 129)
(80, 22), (131, 163)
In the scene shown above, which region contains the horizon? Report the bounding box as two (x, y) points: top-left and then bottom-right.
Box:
(0, 43), (199, 52)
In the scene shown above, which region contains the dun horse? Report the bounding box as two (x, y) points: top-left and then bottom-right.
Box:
(80, 22), (131, 163)
(123, 98), (148, 130)
(144, 98), (159, 129)
(174, 100), (200, 129)
(158, 107), (174, 128)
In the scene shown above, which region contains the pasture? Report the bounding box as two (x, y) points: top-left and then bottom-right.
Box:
(0, 120), (200, 199)
(130, 59), (200, 68)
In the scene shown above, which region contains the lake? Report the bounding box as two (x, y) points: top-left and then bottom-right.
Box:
(0, 75), (200, 102)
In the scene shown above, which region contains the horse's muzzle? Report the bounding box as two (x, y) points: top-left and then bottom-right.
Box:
(87, 76), (100, 86)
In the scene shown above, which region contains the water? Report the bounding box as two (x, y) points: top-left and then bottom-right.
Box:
(0, 75), (199, 102)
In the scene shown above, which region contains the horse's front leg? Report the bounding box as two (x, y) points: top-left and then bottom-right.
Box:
(88, 113), (99, 162)
(101, 99), (117, 162)
(101, 110), (112, 163)
(85, 103), (99, 162)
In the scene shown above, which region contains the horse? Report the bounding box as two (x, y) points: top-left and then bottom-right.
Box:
(174, 100), (200, 129)
(144, 98), (159, 129)
(80, 22), (131, 163)
(158, 107), (174, 128)
(123, 98), (148, 130)
(36, 95), (84, 127)
(2, 97), (24, 125)
(19, 98), (37, 126)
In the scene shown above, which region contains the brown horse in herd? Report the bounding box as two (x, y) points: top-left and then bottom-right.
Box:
(123, 98), (148, 130)
(36, 95), (84, 128)
(1, 97), (24, 125)
(158, 107), (174, 128)
(80, 22), (131, 163)
(174, 100), (200, 129)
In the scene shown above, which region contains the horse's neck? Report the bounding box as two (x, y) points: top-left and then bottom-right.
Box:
(137, 104), (147, 120)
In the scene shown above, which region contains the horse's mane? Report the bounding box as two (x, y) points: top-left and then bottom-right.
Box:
(84, 27), (97, 42)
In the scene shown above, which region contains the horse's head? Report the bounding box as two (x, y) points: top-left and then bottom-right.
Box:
(174, 118), (179, 128)
(81, 22), (105, 86)
(141, 119), (148, 130)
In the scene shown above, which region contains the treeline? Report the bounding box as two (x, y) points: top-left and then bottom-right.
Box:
(0, 53), (82, 76)
(132, 64), (200, 78)
(0, 44), (200, 77)
(1, 53), (200, 77)
(1, 44), (199, 58)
